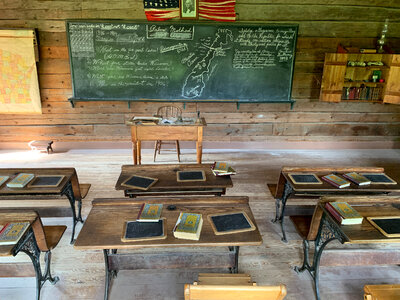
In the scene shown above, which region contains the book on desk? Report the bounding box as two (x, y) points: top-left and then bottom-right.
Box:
(137, 203), (163, 222)
(322, 174), (350, 188)
(342, 172), (371, 186)
(211, 162), (236, 177)
(173, 212), (203, 240)
(0, 222), (30, 245)
(6, 173), (34, 188)
(325, 202), (363, 225)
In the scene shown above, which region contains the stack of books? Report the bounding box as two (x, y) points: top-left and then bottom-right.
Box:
(211, 162), (236, 177)
(173, 212), (203, 240)
(321, 174), (350, 188)
(0, 222), (30, 245)
(325, 202), (363, 225)
(137, 203), (163, 222)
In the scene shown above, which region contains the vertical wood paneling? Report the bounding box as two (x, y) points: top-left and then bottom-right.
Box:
(0, 1), (400, 143)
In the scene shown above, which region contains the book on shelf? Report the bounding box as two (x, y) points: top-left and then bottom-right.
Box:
(173, 212), (203, 240)
(6, 173), (34, 188)
(325, 202), (363, 225)
(0, 176), (9, 187)
(137, 203), (163, 222)
(0, 222), (30, 245)
(342, 172), (371, 186)
(321, 174), (350, 188)
(211, 162), (236, 176)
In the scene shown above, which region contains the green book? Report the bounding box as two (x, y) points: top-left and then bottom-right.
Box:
(137, 203), (163, 222)
(329, 202), (362, 219)
(173, 212), (203, 240)
(6, 173), (34, 188)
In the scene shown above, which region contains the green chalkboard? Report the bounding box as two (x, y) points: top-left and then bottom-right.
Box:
(66, 20), (298, 105)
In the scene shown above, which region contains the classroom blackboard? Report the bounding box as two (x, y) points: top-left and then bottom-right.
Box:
(66, 20), (298, 105)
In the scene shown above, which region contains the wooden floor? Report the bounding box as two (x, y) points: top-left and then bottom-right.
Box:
(1, 148), (400, 300)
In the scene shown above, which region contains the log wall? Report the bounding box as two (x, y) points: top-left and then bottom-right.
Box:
(1, 1), (400, 145)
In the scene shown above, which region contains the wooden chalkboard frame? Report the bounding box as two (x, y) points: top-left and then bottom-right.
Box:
(288, 173), (323, 185)
(208, 211), (255, 235)
(121, 218), (167, 242)
(27, 175), (65, 188)
(360, 173), (397, 185)
(121, 175), (158, 190)
(176, 170), (206, 182)
(66, 20), (298, 108)
(367, 216), (400, 238)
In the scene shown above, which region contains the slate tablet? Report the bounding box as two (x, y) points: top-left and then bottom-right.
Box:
(208, 211), (256, 235)
(27, 175), (65, 188)
(121, 175), (158, 190)
(288, 173), (322, 185)
(176, 170), (206, 182)
(367, 216), (400, 238)
(121, 218), (166, 242)
(360, 173), (397, 185)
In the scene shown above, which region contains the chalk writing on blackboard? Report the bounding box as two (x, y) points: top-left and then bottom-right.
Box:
(67, 21), (298, 103)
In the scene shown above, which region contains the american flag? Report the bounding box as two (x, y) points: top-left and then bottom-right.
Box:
(143, 0), (236, 21)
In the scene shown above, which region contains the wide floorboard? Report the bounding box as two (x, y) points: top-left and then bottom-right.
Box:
(0, 148), (400, 300)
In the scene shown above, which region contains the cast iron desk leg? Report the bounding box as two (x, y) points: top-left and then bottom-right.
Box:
(272, 181), (293, 242)
(14, 229), (59, 300)
(229, 246), (239, 274)
(294, 214), (342, 300)
(103, 249), (118, 300)
(62, 180), (83, 244)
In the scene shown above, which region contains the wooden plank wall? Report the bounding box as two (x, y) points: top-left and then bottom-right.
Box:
(1, 1), (400, 144)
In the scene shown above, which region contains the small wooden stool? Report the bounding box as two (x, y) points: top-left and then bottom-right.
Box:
(28, 140), (54, 154)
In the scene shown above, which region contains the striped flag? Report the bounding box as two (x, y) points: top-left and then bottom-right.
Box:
(199, 0), (236, 22)
(144, 0), (180, 21)
(143, 0), (236, 21)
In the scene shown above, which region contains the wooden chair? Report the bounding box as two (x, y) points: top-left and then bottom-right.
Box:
(364, 284), (400, 300)
(184, 273), (287, 300)
(154, 105), (182, 162)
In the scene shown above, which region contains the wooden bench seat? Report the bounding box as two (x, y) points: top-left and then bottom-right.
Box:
(364, 284), (400, 300)
(0, 217), (67, 278)
(184, 273), (287, 300)
(43, 226), (67, 250)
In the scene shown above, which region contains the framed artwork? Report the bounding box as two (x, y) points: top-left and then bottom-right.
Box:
(180, 0), (198, 19)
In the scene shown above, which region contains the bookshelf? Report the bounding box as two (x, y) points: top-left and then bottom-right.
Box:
(320, 53), (400, 104)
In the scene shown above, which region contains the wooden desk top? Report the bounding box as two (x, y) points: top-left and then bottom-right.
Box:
(0, 210), (37, 256)
(115, 164), (233, 191)
(0, 168), (75, 195)
(318, 197), (400, 244)
(127, 117), (206, 127)
(282, 167), (400, 193)
(74, 196), (262, 250)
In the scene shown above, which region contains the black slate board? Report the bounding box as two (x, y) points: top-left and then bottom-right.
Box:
(122, 219), (166, 241)
(208, 212), (255, 235)
(361, 173), (397, 184)
(288, 173), (322, 184)
(121, 175), (158, 190)
(177, 171), (205, 182)
(368, 217), (400, 237)
(28, 175), (65, 187)
(66, 20), (298, 104)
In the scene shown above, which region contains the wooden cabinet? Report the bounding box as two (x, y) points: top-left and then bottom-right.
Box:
(320, 53), (400, 104)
